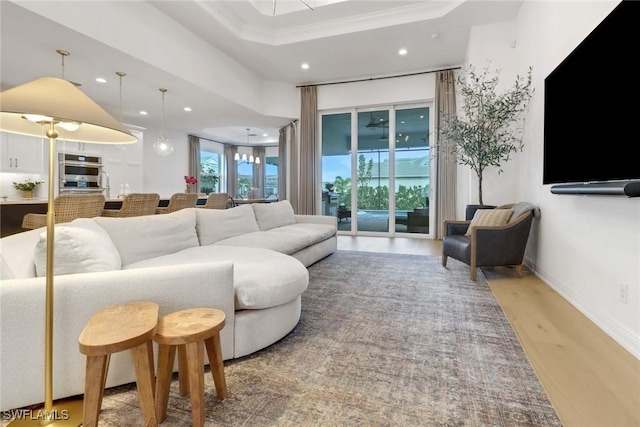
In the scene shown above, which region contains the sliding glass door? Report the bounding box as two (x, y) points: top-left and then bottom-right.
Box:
(321, 104), (432, 237)
(357, 110), (390, 233)
(321, 112), (353, 232)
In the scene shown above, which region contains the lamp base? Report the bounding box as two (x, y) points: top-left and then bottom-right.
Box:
(7, 398), (83, 427)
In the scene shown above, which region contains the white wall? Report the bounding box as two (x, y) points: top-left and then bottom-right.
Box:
(465, 1), (639, 358)
(318, 73), (435, 111)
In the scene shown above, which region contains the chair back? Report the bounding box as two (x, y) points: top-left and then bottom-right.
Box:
(109, 193), (160, 217)
(22, 193), (106, 229)
(54, 193), (106, 222)
(203, 193), (232, 209)
(157, 192), (198, 214)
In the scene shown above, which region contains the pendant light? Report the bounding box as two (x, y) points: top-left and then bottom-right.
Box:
(113, 71), (127, 151)
(153, 88), (174, 156)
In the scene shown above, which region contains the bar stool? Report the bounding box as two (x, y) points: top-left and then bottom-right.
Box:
(78, 301), (159, 427)
(154, 308), (227, 427)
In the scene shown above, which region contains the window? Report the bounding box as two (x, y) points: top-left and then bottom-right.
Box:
(199, 139), (224, 194)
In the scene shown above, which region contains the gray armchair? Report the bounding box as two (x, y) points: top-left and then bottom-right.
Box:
(441, 203), (539, 281)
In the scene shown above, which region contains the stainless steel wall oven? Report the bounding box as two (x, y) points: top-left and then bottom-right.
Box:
(58, 153), (104, 193)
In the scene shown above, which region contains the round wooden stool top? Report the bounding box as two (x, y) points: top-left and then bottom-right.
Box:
(154, 308), (226, 346)
(79, 301), (159, 356)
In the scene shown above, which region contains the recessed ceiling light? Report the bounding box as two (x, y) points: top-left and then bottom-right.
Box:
(431, 32), (440, 39)
(184, 107), (192, 112)
(96, 77), (107, 83)
(301, 63), (310, 70)
(139, 111), (148, 115)
(398, 48), (408, 56)
(262, 133), (268, 137)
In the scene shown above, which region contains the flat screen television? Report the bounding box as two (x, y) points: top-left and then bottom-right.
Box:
(543, 0), (640, 196)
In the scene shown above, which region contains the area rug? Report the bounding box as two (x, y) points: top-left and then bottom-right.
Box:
(18, 251), (562, 426)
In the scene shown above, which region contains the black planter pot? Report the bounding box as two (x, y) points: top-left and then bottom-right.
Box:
(465, 204), (497, 220)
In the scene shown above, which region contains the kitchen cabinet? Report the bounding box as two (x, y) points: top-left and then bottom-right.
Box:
(0, 132), (45, 173)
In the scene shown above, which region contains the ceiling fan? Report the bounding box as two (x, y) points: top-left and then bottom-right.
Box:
(365, 112), (388, 129)
(272, 0), (314, 15)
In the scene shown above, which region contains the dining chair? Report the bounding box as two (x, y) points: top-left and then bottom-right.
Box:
(101, 193), (160, 218)
(22, 193), (106, 229)
(156, 192), (199, 214)
(203, 193), (233, 209)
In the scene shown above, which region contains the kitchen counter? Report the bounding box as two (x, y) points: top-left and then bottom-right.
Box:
(0, 196), (208, 237)
(0, 198), (50, 205)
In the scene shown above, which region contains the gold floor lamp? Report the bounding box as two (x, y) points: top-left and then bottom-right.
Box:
(0, 77), (136, 426)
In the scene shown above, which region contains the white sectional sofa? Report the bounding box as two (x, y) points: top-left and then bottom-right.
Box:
(0, 200), (337, 412)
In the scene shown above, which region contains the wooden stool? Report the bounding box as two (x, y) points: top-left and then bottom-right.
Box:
(154, 308), (227, 427)
(78, 301), (159, 427)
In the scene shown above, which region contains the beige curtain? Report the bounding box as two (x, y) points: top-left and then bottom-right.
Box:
(296, 86), (317, 215)
(188, 135), (201, 193)
(289, 119), (300, 212)
(434, 70), (457, 239)
(278, 126), (287, 201)
(252, 146), (265, 197)
(224, 143), (238, 198)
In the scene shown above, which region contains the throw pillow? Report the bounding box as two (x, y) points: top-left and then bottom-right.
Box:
(466, 208), (513, 236)
(33, 218), (121, 277)
(252, 200), (296, 231)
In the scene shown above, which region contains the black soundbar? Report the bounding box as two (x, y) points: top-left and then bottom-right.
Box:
(550, 180), (640, 197)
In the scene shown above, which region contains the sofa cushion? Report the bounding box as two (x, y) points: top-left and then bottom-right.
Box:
(33, 218), (121, 277)
(123, 245), (309, 310)
(466, 208), (513, 235)
(93, 208), (199, 266)
(268, 223), (336, 244)
(252, 200), (296, 231)
(196, 204), (259, 246)
(214, 231), (312, 255)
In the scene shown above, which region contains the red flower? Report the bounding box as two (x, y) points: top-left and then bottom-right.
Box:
(184, 176), (197, 184)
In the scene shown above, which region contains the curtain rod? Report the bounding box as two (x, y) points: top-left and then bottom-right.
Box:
(296, 66), (461, 88)
(191, 134), (225, 144)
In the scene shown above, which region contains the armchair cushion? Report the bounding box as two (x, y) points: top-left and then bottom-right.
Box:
(466, 208), (513, 235)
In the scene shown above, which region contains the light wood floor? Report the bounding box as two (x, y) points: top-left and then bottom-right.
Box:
(337, 235), (640, 427)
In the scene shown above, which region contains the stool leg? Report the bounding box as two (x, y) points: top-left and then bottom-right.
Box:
(204, 334), (227, 400)
(155, 344), (176, 423)
(83, 354), (109, 427)
(131, 341), (158, 427)
(185, 340), (205, 427)
(178, 344), (189, 396)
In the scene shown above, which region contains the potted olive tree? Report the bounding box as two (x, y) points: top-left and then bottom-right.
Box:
(441, 64), (534, 218)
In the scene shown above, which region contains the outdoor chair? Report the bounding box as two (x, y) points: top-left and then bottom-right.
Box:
(441, 202), (540, 281)
(101, 193), (160, 218)
(22, 193), (106, 230)
(156, 192), (198, 214)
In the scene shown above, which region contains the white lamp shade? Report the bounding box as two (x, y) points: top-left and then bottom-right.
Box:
(234, 152), (240, 161)
(249, 155), (254, 163)
(255, 156), (261, 164)
(242, 154), (247, 162)
(0, 77), (136, 144)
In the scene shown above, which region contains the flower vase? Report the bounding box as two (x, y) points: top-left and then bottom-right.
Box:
(185, 186), (191, 193)
(22, 190), (33, 199)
